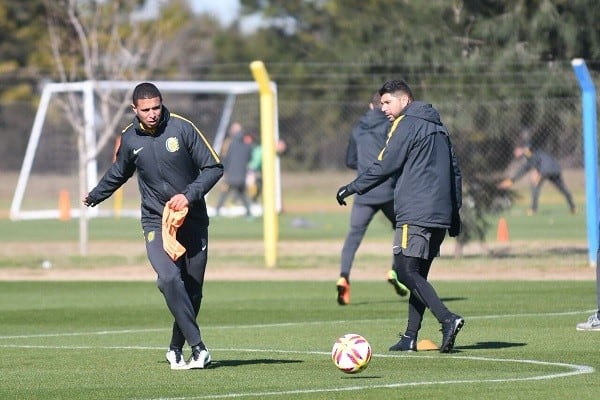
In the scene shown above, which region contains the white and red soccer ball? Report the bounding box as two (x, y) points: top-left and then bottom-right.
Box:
(331, 333), (372, 374)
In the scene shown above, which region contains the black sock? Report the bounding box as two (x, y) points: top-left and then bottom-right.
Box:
(192, 341), (206, 351)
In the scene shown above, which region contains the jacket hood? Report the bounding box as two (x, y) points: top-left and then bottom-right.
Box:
(358, 108), (389, 131)
(403, 101), (442, 125)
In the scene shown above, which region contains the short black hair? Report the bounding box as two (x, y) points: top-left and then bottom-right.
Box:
(370, 92), (382, 108)
(132, 82), (162, 104)
(379, 80), (414, 100)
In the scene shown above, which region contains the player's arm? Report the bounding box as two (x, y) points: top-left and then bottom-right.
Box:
(345, 135), (358, 170)
(337, 122), (409, 205)
(448, 135), (462, 237)
(83, 136), (135, 207)
(349, 123), (409, 195)
(182, 124), (224, 203)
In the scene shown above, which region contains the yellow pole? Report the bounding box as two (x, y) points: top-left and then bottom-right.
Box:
(250, 60), (278, 268)
(113, 188), (123, 218)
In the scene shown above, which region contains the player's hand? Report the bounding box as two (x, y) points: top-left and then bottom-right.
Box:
(497, 178), (512, 189)
(83, 194), (98, 207)
(448, 210), (461, 237)
(167, 194), (189, 211)
(336, 185), (351, 206)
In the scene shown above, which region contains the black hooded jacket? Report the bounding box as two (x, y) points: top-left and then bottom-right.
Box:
(346, 101), (462, 230)
(345, 108), (395, 205)
(87, 106), (223, 229)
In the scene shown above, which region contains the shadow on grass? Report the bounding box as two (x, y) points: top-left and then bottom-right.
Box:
(456, 341), (527, 350)
(351, 296), (468, 306)
(340, 375), (383, 379)
(210, 358), (303, 368)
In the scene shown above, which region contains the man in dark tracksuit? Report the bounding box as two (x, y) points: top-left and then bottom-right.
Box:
(336, 93), (408, 305)
(498, 145), (576, 215)
(337, 80), (464, 353)
(215, 122), (254, 217)
(83, 82), (223, 369)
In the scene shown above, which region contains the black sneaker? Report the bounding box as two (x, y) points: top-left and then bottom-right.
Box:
(389, 334), (417, 352)
(187, 345), (212, 369)
(440, 315), (464, 353)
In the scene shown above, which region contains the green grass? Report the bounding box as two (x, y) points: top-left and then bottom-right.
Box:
(0, 171), (594, 397)
(0, 280), (598, 399)
(0, 202), (587, 243)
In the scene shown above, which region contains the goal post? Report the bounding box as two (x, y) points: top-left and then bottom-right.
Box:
(10, 79), (282, 257)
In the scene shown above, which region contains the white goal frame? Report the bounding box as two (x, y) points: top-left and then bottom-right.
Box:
(10, 80), (281, 221)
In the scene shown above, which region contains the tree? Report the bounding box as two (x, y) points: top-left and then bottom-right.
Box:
(42, 0), (194, 254)
(0, 0), (48, 101)
(219, 0), (593, 252)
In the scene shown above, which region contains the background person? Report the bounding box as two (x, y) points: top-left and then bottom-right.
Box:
(498, 144), (576, 215)
(246, 136), (287, 205)
(214, 122), (254, 217)
(576, 243), (600, 331)
(336, 92), (408, 306)
(83, 82), (223, 369)
(336, 79), (464, 353)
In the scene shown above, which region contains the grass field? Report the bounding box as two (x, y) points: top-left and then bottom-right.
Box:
(0, 280), (598, 399)
(0, 169), (597, 399)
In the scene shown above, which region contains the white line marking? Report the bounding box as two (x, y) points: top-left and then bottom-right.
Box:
(1, 310), (595, 400)
(0, 344), (593, 399)
(130, 351), (592, 400)
(0, 309), (594, 340)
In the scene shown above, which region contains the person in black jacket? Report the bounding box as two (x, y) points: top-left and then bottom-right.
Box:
(214, 122), (254, 217)
(497, 144), (576, 215)
(83, 82), (223, 369)
(336, 92), (408, 306)
(336, 80), (464, 353)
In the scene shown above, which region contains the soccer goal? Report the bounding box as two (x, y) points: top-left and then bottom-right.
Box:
(10, 80), (281, 222)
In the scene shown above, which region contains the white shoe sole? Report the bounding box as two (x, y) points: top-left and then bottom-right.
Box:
(187, 350), (212, 369)
(166, 350), (188, 370)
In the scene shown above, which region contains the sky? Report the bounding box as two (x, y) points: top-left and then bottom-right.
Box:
(188, 0), (241, 26)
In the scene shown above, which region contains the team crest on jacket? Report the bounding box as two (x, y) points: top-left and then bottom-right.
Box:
(165, 137), (180, 152)
(147, 231), (155, 242)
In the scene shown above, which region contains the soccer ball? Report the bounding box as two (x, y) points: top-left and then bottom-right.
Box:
(331, 333), (372, 374)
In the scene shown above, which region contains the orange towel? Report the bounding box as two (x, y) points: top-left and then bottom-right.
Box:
(162, 204), (189, 261)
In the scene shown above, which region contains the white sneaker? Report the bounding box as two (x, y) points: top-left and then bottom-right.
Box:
(166, 349), (187, 370)
(187, 347), (212, 369)
(576, 313), (600, 331)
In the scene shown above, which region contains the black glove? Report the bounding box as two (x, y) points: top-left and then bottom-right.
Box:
(448, 210), (461, 237)
(83, 194), (99, 207)
(336, 185), (352, 206)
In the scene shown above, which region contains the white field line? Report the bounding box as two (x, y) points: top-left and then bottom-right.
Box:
(0, 310), (595, 400)
(140, 352), (593, 400)
(0, 309), (595, 341)
(0, 344), (594, 399)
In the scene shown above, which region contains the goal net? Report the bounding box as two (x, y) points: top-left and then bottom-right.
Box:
(10, 80), (281, 221)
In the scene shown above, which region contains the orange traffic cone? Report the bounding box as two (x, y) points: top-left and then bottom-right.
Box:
(496, 217), (509, 242)
(58, 189), (71, 221)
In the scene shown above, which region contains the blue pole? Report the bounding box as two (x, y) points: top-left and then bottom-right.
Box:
(571, 58), (598, 267)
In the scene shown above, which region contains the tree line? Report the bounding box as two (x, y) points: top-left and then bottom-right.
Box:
(1, 0), (598, 247)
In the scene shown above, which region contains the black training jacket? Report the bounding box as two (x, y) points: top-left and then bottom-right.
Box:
(88, 106), (223, 230)
(345, 108), (395, 205)
(347, 101), (462, 229)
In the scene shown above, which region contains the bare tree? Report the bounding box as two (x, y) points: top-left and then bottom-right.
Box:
(43, 0), (193, 254)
